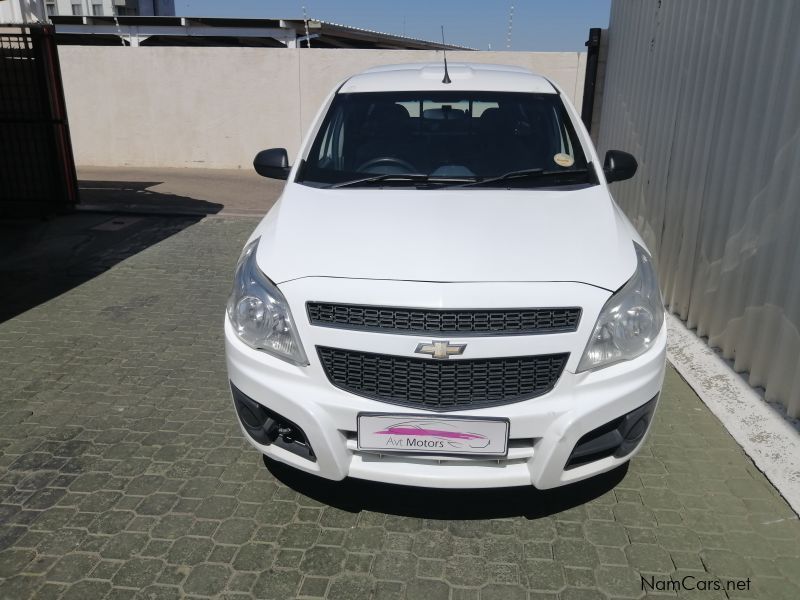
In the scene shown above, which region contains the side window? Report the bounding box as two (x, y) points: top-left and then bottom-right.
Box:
(335, 119), (345, 170)
(317, 106), (346, 169)
(317, 123), (333, 164)
(552, 107), (575, 157)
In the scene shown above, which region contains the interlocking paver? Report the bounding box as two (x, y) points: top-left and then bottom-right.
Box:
(300, 546), (346, 576)
(252, 568), (302, 599)
(182, 563), (232, 596)
(1, 217), (799, 599)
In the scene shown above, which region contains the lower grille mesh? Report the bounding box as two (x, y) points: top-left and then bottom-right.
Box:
(317, 346), (568, 411)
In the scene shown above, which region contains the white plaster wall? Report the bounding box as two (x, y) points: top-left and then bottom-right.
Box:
(58, 47), (586, 169)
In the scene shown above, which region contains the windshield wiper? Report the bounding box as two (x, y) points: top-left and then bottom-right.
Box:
(329, 173), (473, 189)
(448, 167), (591, 188)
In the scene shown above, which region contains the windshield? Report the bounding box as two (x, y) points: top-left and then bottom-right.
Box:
(297, 91), (592, 188)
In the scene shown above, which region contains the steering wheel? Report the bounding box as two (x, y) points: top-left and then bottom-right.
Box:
(356, 157), (418, 174)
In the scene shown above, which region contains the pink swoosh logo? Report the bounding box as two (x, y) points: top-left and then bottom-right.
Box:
(376, 426), (486, 440)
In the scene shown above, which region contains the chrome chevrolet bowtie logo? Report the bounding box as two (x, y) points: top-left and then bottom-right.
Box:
(415, 341), (467, 360)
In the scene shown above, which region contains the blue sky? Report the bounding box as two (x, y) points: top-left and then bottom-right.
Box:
(175, 1), (611, 51)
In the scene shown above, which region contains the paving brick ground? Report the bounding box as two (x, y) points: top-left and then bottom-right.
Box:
(0, 217), (798, 599)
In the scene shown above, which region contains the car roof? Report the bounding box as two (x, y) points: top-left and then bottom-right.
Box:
(338, 62), (558, 94)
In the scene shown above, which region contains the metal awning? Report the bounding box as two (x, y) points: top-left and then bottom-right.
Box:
(48, 16), (474, 50)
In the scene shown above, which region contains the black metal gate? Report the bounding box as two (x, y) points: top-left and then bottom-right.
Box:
(0, 24), (78, 217)
(581, 27), (602, 134)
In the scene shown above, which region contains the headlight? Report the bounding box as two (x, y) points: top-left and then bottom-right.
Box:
(226, 238), (309, 366)
(577, 243), (664, 372)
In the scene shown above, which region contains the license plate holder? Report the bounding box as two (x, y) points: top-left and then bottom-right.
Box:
(357, 413), (509, 457)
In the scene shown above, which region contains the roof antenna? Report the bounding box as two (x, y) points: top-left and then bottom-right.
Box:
(441, 25), (452, 84)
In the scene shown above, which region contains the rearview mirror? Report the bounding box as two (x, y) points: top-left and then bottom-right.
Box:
(254, 148), (291, 180)
(603, 150), (638, 183)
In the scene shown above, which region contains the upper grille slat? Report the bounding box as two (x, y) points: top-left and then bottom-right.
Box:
(317, 346), (569, 411)
(307, 302), (581, 336)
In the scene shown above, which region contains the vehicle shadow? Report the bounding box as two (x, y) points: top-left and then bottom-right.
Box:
(0, 180), (223, 324)
(264, 456), (627, 520)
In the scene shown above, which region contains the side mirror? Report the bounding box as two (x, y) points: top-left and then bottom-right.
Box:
(603, 150), (638, 183)
(254, 148), (291, 180)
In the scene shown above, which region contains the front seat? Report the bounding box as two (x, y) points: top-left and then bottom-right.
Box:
(477, 106), (547, 175)
(353, 103), (414, 171)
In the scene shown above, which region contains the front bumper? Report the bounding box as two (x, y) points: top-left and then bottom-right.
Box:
(224, 318), (666, 489)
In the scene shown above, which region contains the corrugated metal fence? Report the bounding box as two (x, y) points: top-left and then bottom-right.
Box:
(596, 0), (800, 417)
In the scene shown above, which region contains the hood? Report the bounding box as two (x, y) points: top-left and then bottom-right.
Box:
(254, 183), (637, 291)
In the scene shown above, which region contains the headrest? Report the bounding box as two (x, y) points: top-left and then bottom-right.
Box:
(369, 103), (410, 123)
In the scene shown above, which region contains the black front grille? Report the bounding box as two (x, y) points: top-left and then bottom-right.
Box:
(317, 346), (568, 411)
(307, 302), (581, 336)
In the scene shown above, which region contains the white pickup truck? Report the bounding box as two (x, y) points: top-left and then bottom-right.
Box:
(224, 62), (666, 489)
